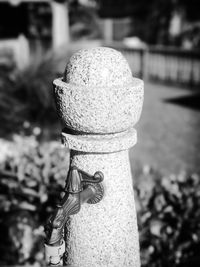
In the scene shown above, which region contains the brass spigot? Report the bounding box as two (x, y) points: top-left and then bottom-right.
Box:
(44, 166), (104, 265)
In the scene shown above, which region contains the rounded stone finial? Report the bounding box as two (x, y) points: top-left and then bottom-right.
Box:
(63, 47), (133, 87)
(53, 47), (144, 134)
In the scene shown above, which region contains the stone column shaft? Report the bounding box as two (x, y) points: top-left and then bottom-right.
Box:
(64, 150), (140, 267)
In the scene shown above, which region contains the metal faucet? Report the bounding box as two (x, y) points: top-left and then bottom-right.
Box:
(44, 166), (104, 265)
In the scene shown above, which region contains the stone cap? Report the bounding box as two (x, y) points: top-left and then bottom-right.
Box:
(53, 47), (144, 134)
(63, 47), (133, 87)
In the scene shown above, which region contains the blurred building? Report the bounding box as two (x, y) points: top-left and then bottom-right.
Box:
(98, 0), (135, 42)
(0, 0), (69, 69)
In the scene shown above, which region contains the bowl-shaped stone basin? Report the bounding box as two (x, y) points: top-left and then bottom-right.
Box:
(53, 77), (143, 134)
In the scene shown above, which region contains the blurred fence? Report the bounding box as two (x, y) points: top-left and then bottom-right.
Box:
(110, 43), (200, 87)
(1, 37), (200, 87)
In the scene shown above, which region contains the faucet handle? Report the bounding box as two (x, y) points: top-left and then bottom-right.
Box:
(78, 168), (104, 204)
(80, 169), (104, 184)
(64, 166), (82, 193)
(65, 166), (104, 204)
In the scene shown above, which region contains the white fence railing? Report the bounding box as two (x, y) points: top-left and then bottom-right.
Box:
(109, 43), (200, 86)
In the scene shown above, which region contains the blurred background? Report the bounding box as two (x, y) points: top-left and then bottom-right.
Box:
(0, 0), (200, 266)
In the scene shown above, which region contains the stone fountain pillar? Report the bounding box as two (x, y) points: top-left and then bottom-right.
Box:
(53, 47), (144, 267)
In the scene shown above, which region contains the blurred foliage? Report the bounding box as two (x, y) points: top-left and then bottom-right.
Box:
(70, 4), (101, 40)
(0, 51), (69, 137)
(129, 0), (175, 45)
(177, 0), (200, 22)
(0, 134), (69, 265)
(136, 167), (200, 267)
(27, 0), (100, 41)
(27, 2), (52, 39)
(126, 0), (200, 45)
(0, 134), (200, 266)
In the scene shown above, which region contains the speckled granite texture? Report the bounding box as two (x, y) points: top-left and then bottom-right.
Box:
(65, 151), (140, 267)
(61, 127), (137, 153)
(53, 47), (144, 267)
(63, 47), (133, 87)
(53, 47), (143, 134)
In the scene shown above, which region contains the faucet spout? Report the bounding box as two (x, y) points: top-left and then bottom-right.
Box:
(44, 167), (104, 265)
(45, 193), (81, 246)
(45, 167), (82, 246)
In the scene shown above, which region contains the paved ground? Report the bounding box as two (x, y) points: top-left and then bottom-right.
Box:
(130, 81), (200, 176)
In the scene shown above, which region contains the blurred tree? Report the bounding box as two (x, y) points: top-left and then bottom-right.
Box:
(51, 0), (99, 47)
(98, 0), (138, 18)
(129, 0), (200, 45)
(98, 0), (200, 45)
(129, 0), (174, 45)
(178, 0), (200, 21)
(70, 3), (101, 40)
(27, 2), (52, 39)
(97, 0), (176, 44)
